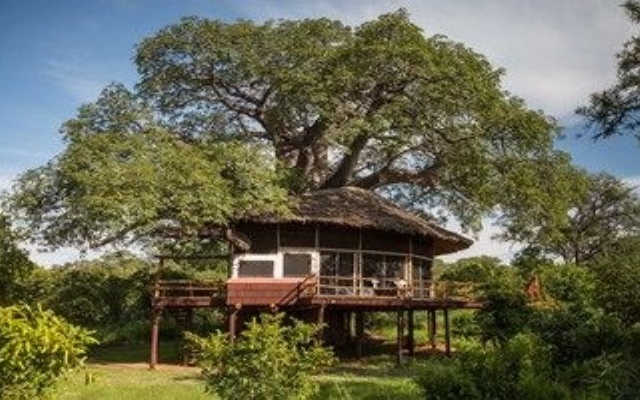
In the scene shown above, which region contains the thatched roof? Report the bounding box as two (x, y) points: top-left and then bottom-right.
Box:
(252, 186), (472, 256)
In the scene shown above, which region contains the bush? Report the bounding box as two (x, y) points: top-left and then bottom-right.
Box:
(186, 312), (335, 400)
(0, 304), (96, 399)
(415, 334), (572, 400)
(416, 359), (480, 400)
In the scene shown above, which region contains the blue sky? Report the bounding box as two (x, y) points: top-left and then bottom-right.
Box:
(1, 0), (639, 264)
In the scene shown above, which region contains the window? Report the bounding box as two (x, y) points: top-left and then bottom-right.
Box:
(283, 253), (312, 277)
(237, 260), (274, 277)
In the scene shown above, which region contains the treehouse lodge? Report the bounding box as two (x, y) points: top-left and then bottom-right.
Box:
(150, 187), (480, 368)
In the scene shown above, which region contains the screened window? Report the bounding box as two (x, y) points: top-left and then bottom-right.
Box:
(237, 260), (274, 277)
(283, 253), (312, 277)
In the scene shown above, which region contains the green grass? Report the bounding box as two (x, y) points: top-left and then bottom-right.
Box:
(56, 364), (210, 400)
(52, 342), (426, 400)
(318, 357), (423, 399)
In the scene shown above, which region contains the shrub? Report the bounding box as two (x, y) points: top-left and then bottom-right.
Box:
(0, 304), (96, 399)
(186, 312), (335, 400)
(416, 359), (480, 400)
(416, 334), (572, 400)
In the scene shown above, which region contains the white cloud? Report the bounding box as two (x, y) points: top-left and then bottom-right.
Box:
(0, 169), (18, 194)
(439, 219), (521, 264)
(623, 174), (640, 194)
(26, 246), (106, 267)
(44, 58), (109, 102)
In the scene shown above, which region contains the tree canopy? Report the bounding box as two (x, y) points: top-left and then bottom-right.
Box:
(579, 1), (640, 140)
(4, 10), (580, 250)
(512, 173), (640, 265)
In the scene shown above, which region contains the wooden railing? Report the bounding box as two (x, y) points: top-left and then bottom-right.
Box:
(315, 275), (482, 301)
(151, 277), (482, 303)
(152, 279), (226, 299)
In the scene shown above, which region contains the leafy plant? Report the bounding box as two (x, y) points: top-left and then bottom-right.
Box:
(186, 312), (334, 400)
(0, 304), (96, 399)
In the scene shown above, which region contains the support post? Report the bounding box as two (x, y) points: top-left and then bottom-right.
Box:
(228, 305), (240, 342)
(428, 309), (437, 350)
(181, 308), (194, 366)
(444, 308), (451, 357)
(407, 309), (415, 356)
(149, 308), (162, 370)
(396, 310), (405, 366)
(317, 304), (326, 342)
(355, 311), (365, 360)
(346, 312), (353, 343)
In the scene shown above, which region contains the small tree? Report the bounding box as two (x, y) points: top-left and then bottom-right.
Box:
(0, 215), (36, 305)
(186, 312), (334, 400)
(0, 304), (96, 399)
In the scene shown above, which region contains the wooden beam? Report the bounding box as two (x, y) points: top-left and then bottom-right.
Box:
(149, 308), (162, 370)
(396, 310), (404, 366)
(444, 308), (451, 357)
(407, 309), (415, 356)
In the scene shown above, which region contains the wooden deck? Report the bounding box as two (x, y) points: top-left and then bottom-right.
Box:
(149, 277), (483, 369)
(151, 277), (483, 310)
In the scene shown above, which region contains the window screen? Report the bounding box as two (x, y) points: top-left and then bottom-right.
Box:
(238, 260), (274, 277)
(283, 253), (312, 277)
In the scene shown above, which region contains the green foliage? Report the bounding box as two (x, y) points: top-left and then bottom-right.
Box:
(6, 10), (580, 250)
(562, 353), (640, 399)
(42, 252), (152, 334)
(530, 264), (626, 367)
(6, 112), (289, 250)
(186, 313), (335, 400)
(578, 1), (640, 140)
(588, 236), (640, 325)
(0, 215), (36, 305)
(517, 173), (640, 265)
(439, 256), (507, 282)
(475, 280), (530, 345)
(538, 263), (596, 305)
(416, 359), (479, 400)
(0, 304), (96, 399)
(416, 334), (570, 400)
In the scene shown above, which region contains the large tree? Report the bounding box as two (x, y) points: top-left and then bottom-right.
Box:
(579, 1), (640, 140)
(5, 10), (579, 250)
(513, 173), (640, 265)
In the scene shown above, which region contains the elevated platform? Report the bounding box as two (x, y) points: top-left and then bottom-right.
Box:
(151, 277), (484, 311)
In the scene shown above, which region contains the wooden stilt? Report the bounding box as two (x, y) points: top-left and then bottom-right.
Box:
(228, 305), (240, 342)
(345, 312), (353, 343)
(428, 309), (437, 350)
(355, 311), (365, 360)
(317, 304), (326, 342)
(396, 310), (405, 366)
(150, 308), (162, 370)
(444, 308), (451, 357)
(181, 308), (194, 366)
(407, 309), (415, 356)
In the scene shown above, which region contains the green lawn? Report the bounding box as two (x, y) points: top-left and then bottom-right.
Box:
(53, 343), (425, 400)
